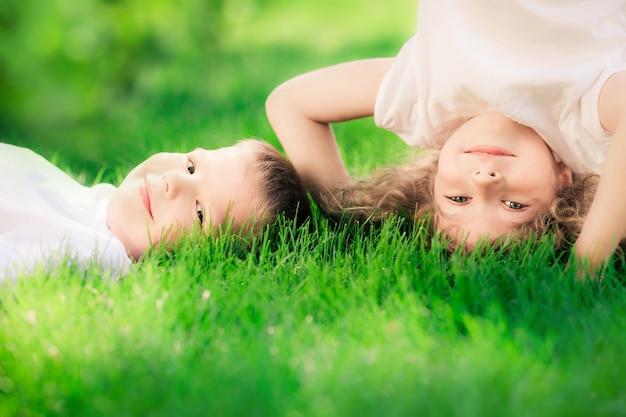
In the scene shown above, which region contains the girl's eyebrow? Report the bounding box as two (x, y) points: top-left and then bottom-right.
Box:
(440, 204), (535, 224)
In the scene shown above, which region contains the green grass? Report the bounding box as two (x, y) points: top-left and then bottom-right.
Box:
(2, 217), (625, 416)
(2, 1), (626, 416)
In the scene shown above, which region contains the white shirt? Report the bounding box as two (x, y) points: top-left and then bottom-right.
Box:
(375, 0), (626, 174)
(0, 143), (132, 281)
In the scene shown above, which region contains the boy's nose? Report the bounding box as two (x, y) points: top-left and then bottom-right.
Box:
(149, 171), (189, 199)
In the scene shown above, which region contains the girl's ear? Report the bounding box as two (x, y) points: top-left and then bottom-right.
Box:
(557, 161), (573, 186)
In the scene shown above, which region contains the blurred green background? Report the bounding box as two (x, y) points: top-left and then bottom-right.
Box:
(0, 0), (415, 183)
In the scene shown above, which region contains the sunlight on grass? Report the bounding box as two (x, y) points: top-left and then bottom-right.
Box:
(2, 217), (624, 416)
(222, 0), (416, 52)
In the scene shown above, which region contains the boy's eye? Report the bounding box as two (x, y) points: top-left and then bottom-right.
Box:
(504, 201), (526, 210)
(187, 159), (195, 174)
(196, 202), (204, 224)
(447, 196), (469, 203)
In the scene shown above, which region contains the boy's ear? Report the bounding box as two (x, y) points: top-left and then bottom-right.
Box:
(558, 161), (573, 186)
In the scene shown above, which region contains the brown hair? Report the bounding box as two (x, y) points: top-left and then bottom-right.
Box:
(244, 139), (312, 229)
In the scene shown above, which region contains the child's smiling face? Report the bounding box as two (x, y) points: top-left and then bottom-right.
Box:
(106, 142), (260, 259)
(434, 112), (572, 248)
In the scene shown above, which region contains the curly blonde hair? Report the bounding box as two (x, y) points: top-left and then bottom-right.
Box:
(317, 149), (606, 252)
(534, 173), (600, 250)
(317, 151), (439, 226)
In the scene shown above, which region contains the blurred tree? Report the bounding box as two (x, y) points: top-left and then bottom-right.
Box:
(0, 0), (224, 130)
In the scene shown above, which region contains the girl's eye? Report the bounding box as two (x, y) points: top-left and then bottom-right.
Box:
(447, 196), (469, 203)
(504, 201), (526, 210)
(187, 159), (195, 175)
(196, 202), (204, 224)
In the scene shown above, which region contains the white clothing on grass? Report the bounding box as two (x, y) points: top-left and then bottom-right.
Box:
(0, 143), (132, 282)
(374, 0), (626, 174)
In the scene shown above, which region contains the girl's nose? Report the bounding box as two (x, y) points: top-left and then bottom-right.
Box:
(472, 169), (501, 185)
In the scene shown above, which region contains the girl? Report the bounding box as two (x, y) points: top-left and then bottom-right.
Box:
(266, 0), (626, 271)
(0, 140), (310, 281)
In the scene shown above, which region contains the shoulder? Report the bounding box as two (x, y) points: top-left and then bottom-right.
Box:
(598, 70), (626, 134)
(0, 221), (131, 282)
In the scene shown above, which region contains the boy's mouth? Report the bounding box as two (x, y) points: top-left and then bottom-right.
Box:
(139, 179), (154, 220)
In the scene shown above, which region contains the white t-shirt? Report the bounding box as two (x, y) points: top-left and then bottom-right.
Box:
(375, 0), (626, 174)
(0, 143), (132, 282)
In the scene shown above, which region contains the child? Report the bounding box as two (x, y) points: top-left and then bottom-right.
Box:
(0, 140), (311, 281)
(266, 0), (626, 270)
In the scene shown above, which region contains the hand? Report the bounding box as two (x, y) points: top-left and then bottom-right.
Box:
(570, 238), (611, 280)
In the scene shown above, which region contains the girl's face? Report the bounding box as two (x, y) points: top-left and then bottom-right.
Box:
(434, 112), (572, 248)
(107, 143), (259, 259)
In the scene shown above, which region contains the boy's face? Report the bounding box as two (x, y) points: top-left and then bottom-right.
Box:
(107, 143), (259, 259)
(434, 112), (572, 248)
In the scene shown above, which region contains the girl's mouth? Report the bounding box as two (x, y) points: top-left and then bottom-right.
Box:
(466, 146), (515, 156)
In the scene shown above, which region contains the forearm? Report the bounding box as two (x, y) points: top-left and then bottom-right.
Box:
(265, 88), (349, 193)
(266, 58), (394, 194)
(575, 123), (626, 268)
(575, 71), (626, 270)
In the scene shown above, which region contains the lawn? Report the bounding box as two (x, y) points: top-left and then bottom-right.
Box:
(1, 1), (626, 416)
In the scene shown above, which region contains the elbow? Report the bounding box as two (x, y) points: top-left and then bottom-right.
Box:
(265, 88), (279, 125)
(265, 82), (290, 127)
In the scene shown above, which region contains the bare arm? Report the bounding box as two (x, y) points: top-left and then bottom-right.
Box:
(265, 58), (394, 194)
(575, 70), (626, 271)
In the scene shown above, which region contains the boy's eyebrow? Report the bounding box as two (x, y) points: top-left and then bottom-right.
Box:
(189, 148), (208, 165)
(195, 149), (208, 171)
